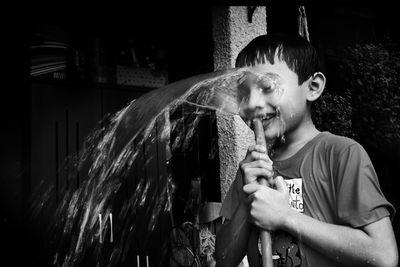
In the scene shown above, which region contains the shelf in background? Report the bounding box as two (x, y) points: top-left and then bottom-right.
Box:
(29, 76), (159, 93)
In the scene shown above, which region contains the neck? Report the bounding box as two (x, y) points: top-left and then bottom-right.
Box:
(272, 117), (320, 161)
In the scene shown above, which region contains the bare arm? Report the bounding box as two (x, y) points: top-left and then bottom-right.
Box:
(244, 182), (399, 267)
(284, 210), (398, 267)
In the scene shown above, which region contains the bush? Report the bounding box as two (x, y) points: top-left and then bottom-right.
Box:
(342, 41), (400, 148)
(312, 88), (354, 138)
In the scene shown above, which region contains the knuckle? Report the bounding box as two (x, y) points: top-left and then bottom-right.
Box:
(262, 170), (270, 179)
(239, 161), (245, 169)
(257, 159), (264, 165)
(241, 164), (249, 172)
(240, 161), (248, 170)
(255, 144), (265, 152)
(261, 154), (271, 163)
(243, 169), (252, 180)
(262, 160), (271, 168)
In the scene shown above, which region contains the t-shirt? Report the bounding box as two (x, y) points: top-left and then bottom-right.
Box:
(219, 131), (395, 267)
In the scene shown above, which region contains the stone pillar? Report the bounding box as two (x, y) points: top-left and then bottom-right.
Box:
(212, 6), (267, 201)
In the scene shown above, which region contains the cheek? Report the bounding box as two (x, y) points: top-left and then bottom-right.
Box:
(286, 101), (299, 118)
(281, 88), (307, 115)
(280, 100), (304, 123)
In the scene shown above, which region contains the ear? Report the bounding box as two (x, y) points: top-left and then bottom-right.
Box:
(306, 72), (326, 102)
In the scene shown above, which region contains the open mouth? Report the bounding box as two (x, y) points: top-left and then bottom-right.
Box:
(249, 113), (277, 130)
(261, 112), (277, 124)
(262, 113), (276, 121)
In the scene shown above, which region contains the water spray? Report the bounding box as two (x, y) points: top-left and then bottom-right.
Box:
(30, 67), (281, 266)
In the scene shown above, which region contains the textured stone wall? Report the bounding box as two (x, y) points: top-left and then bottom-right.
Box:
(212, 6), (267, 201)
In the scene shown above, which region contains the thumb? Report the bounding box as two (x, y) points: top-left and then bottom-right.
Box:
(243, 183), (262, 195)
(274, 176), (287, 193)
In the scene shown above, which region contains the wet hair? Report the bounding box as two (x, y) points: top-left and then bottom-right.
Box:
(235, 33), (320, 84)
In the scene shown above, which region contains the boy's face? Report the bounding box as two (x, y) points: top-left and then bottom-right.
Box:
(238, 56), (310, 141)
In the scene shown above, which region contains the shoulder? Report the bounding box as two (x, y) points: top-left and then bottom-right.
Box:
(317, 131), (363, 153)
(319, 132), (369, 165)
(319, 131), (357, 146)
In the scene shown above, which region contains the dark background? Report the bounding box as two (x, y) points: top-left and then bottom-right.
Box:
(1, 2), (399, 266)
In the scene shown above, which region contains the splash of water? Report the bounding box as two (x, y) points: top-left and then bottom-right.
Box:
(29, 67), (272, 266)
(28, 65), (292, 266)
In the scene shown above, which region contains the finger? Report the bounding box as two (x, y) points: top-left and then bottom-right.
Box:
(243, 183), (262, 194)
(254, 144), (267, 153)
(253, 118), (267, 148)
(258, 177), (269, 187)
(259, 175), (276, 187)
(242, 166), (274, 182)
(241, 145), (257, 164)
(247, 145), (256, 153)
(250, 151), (272, 163)
(274, 176), (287, 192)
(246, 145), (266, 158)
(244, 160), (274, 173)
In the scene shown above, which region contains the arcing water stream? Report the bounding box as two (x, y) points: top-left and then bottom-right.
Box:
(28, 67), (285, 266)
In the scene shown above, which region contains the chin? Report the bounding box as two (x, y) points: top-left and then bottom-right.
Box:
(264, 122), (286, 141)
(263, 130), (281, 141)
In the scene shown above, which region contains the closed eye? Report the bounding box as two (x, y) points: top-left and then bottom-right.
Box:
(258, 78), (278, 93)
(257, 73), (281, 93)
(260, 85), (273, 94)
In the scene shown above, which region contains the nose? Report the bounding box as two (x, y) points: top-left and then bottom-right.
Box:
(240, 87), (265, 119)
(247, 87), (265, 109)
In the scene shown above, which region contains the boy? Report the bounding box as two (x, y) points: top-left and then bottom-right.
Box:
(215, 33), (398, 267)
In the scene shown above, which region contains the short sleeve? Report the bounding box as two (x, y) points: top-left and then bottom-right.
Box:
(335, 143), (395, 228)
(219, 170), (246, 220)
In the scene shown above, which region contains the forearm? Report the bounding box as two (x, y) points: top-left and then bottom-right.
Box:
(215, 200), (252, 267)
(283, 210), (398, 267)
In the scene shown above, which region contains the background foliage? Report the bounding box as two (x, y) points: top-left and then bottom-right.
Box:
(312, 87), (354, 138)
(343, 41), (400, 148)
(313, 40), (400, 149)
